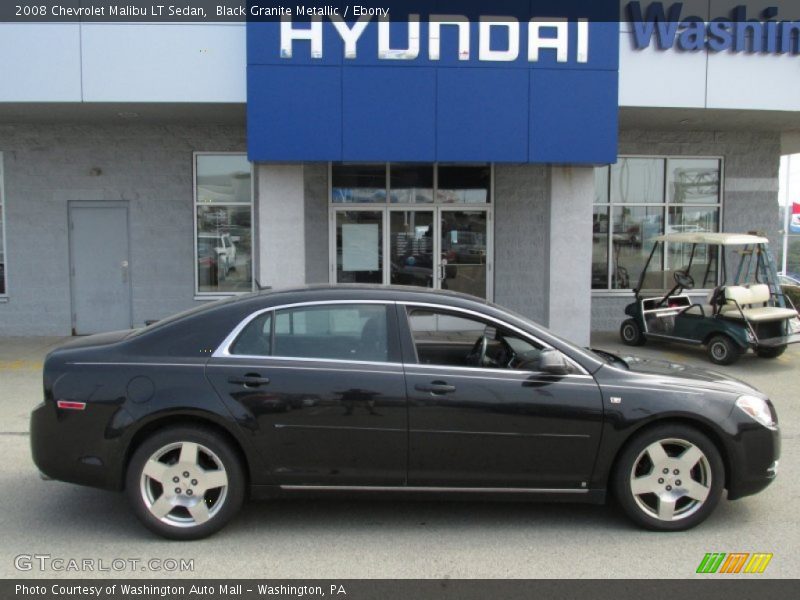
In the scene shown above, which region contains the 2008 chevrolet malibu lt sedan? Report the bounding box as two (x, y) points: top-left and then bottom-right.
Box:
(31, 286), (780, 539)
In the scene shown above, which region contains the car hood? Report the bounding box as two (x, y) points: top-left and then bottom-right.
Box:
(604, 352), (758, 396)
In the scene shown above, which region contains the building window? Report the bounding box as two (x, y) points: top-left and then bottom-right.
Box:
(593, 157), (722, 291)
(194, 153), (253, 295)
(779, 155), (800, 284)
(0, 153), (6, 296)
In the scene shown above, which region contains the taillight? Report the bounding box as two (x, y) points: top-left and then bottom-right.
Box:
(56, 400), (86, 411)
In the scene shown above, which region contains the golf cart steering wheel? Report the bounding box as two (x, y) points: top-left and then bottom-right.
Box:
(466, 336), (489, 367)
(674, 270), (695, 290)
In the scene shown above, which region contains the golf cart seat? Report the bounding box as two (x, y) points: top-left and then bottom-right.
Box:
(720, 284), (798, 322)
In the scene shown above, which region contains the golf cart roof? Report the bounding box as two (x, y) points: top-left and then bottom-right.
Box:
(653, 232), (769, 245)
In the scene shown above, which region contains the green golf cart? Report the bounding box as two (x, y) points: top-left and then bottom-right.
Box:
(620, 232), (800, 365)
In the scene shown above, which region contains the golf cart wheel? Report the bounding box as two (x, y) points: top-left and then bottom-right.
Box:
(756, 345), (786, 359)
(620, 319), (646, 346)
(706, 335), (741, 366)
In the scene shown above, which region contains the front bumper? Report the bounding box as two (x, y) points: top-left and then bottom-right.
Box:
(725, 421), (780, 500)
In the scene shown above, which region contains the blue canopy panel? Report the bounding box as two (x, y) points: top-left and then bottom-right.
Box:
(247, 2), (619, 164)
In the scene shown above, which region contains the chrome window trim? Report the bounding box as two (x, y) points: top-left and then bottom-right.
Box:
(399, 301), (591, 376)
(213, 298), (591, 377)
(406, 369), (595, 384)
(213, 299), (396, 360)
(70, 362), (206, 368)
(208, 358), (403, 372)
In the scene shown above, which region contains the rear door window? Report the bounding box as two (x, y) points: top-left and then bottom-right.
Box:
(231, 304), (391, 362)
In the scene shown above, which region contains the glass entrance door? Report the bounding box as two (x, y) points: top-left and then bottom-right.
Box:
(330, 164), (493, 299)
(440, 210), (488, 298)
(390, 210), (435, 288)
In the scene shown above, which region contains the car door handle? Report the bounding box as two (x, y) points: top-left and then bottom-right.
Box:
(415, 382), (456, 395)
(228, 374), (270, 388)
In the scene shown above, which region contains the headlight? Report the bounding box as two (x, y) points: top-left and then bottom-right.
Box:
(736, 395), (776, 429)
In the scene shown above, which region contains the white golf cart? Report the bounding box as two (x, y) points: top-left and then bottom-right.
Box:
(620, 232), (800, 365)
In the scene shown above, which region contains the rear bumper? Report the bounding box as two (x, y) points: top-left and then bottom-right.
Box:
(753, 332), (800, 348)
(725, 421), (780, 500)
(30, 401), (129, 491)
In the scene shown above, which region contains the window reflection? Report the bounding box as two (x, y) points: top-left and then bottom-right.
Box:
(391, 211), (434, 287)
(332, 165), (387, 203)
(390, 165), (434, 203)
(592, 206), (609, 289)
(668, 159), (720, 204)
(594, 157), (722, 291)
(594, 167), (609, 204)
(441, 211), (487, 298)
(611, 158), (664, 204)
(612, 206), (663, 290)
(437, 166), (491, 204)
(196, 155), (252, 204)
(195, 154), (253, 294)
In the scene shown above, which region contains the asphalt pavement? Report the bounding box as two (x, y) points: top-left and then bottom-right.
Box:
(0, 333), (797, 579)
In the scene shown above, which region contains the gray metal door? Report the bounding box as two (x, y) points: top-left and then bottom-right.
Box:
(69, 202), (132, 334)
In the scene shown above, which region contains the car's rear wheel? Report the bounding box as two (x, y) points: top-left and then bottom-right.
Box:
(126, 426), (245, 540)
(620, 318), (646, 346)
(706, 334), (741, 365)
(613, 425), (724, 531)
(756, 345), (786, 359)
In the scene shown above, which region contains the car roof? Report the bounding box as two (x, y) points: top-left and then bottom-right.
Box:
(653, 232), (769, 245)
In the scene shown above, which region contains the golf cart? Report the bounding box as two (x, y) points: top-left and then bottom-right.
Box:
(620, 232), (800, 365)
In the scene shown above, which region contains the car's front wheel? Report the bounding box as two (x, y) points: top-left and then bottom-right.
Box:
(613, 425), (724, 531)
(126, 426), (245, 540)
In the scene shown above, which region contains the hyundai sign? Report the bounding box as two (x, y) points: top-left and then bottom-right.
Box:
(246, 1), (620, 164)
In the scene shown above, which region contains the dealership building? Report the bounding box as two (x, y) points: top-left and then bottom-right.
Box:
(1, 2), (800, 344)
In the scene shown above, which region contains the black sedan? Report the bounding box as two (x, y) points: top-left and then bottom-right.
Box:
(31, 286), (779, 539)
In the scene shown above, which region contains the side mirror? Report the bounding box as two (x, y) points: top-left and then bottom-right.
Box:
(537, 349), (571, 376)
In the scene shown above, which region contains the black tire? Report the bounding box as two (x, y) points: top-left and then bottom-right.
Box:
(613, 424), (725, 532)
(706, 334), (741, 365)
(125, 426), (245, 540)
(756, 345), (786, 359)
(620, 318), (646, 346)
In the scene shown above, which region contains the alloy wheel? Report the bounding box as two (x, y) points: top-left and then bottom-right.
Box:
(139, 441), (229, 528)
(629, 438), (711, 522)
